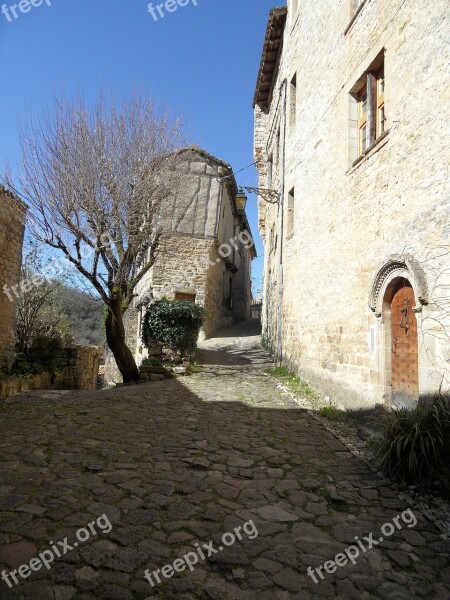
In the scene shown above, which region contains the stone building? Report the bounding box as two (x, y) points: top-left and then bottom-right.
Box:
(0, 186), (26, 355)
(126, 146), (256, 365)
(254, 2), (450, 408)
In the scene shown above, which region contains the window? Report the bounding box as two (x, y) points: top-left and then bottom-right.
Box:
(287, 187), (295, 238)
(275, 128), (281, 164)
(269, 225), (275, 254)
(377, 66), (386, 136)
(351, 53), (386, 160)
(351, 0), (366, 15)
(357, 85), (368, 154)
(174, 292), (196, 302)
(290, 73), (297, 128)
(267, 156), (273, 189)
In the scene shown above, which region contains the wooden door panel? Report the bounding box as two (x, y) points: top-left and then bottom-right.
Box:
(391, 284), (419, 402)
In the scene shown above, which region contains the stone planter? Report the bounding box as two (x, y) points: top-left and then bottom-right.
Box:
(139, 365), (170, 375)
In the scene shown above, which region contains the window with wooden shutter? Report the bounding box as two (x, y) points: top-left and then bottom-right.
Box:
(355, 55), (385, 158)
(358, 86), (368, 155)
(377, 67), (386, 136)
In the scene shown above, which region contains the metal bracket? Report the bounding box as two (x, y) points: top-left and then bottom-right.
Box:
(241, 186), (280, 204)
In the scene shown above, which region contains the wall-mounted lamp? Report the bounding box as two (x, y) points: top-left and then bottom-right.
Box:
(236, 191), (248, 212)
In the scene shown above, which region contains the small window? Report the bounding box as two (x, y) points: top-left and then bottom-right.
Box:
(377, 66), (386, 136)
(287, 187), (295, 238)
(174, 292), (196, 302)
(267, 156), (273, 189)
(358, 86), (368, 155)
(290, 73), (297, 128)
(351, 0), (366, 15)
(353, 54), (386, 159)
(275, 128), (281, 164)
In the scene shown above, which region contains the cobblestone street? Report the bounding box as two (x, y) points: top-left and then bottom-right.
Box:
(0, 326), (449, 599)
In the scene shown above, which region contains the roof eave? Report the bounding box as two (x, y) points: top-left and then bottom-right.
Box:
(253, 6), (288, 110)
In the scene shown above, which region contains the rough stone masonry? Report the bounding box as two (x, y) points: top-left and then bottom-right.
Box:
(0, 188), (26, 355)
(254, 0), (450, 409)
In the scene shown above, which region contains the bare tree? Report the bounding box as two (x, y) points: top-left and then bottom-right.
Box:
(419, 244), (450, 392)
(16, 244), (70, 354)
(9, 93), (187, 382)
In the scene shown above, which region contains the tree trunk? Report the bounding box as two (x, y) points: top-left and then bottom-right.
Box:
(105, 298), (139, 383)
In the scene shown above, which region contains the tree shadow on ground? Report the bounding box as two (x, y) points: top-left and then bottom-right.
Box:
(0, 376), (448, 600)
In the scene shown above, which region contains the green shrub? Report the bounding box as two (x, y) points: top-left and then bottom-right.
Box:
(141, 357), (164, 367)
(1, 337), (63, 378)
(26, 335), (64, 374)
(376, 397), (450, 484)
(319, 404), (346, 422)
(142, 300), (206, 358)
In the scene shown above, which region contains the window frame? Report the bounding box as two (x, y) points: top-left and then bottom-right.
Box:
(286, 187), (295, 239)
(289, 73), (297, 129)
(377, 67), (386, 136)
(357, 85), (368, 155)
(354, 54), (386, 158)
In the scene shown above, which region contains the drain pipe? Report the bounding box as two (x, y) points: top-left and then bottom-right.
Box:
(276, 79), (287, 365)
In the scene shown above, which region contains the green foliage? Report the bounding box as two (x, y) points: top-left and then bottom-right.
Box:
(375, 397), (450, 484)
(27, 335), (64, 374)
(319, 404), (346, 422)
(142, 300), (206, 358)
(141, 357), (164, 367)
(268, 366), (319, 403)
(1, 336), (64, 378)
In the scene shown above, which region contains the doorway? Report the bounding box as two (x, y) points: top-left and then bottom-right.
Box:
(390, 282), (419, 407)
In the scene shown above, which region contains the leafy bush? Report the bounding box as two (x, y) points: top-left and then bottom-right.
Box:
(141, 357), (164, 367)
(3, 335), (65, 377)
(142, 300), (206, 358)
(376, 397), (450, 484)
(27, 335), (64, 374)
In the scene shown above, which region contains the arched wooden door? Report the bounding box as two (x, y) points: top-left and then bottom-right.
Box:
(390, 283), (419, 407)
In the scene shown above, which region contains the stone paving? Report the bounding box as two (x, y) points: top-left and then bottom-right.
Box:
(0, 328), (449, 599)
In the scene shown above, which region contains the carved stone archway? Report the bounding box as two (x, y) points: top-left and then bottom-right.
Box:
(369, 254), (429, 317)
(369, 255), (430, 408)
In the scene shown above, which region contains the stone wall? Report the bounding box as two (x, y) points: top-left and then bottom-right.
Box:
(58, 346), (103, 391)
(0, 346), (103, 400)
(0, 189), (26, 355)
(255, 0), (450, 408)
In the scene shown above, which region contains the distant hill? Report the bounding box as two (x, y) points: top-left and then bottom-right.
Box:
(58, 285), (105, 346)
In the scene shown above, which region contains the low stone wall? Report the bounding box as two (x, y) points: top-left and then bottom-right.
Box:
(59, 346), (103, 391)
(0, 345), (103, 400)
(0, 372), (53, 399)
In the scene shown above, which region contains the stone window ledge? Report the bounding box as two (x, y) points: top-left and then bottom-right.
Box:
(344, 0), (369, 36)
(347, 129), (390, 174)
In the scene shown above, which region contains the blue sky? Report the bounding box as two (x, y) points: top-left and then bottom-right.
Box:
(0, 0), (284, 294)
